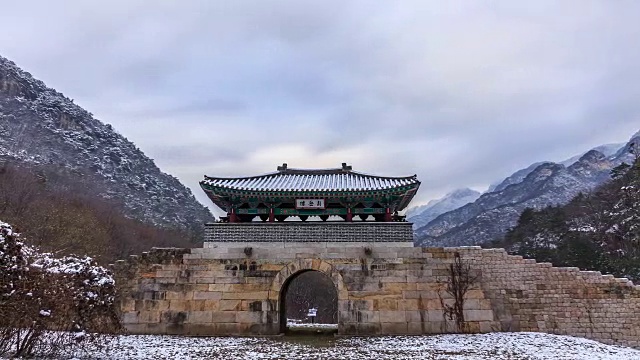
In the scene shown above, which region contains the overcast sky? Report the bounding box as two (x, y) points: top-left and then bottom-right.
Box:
(1, 1), (640, 215)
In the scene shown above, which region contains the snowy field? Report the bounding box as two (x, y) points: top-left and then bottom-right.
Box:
(42, 332), (640, 359)
(286, 322), (339, 335)
(288, 323), (339, 330)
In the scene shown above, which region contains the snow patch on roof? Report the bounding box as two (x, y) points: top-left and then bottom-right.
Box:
(202, 168), (419, 192)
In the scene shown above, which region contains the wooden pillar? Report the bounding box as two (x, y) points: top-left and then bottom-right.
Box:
(268, 207), (275, 222)
(384, 207), (392, 222)
(229, 208), (238, 223)
(346, 207), (353, 222)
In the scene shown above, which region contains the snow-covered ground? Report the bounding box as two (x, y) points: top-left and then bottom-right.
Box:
(287, 321), (338, 330)
(50, 332), (640, 360)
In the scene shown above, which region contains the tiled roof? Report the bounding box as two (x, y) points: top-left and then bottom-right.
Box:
(201, 164), (419, 193)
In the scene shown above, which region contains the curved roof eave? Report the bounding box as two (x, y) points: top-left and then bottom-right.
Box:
(204, 169), (418, 182)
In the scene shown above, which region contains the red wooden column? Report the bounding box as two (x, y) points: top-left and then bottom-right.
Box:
(229, 208), (238, 223)
(384, 207), (392, 222)
(346, 207), (353, 222)
(268, 207), (275, 222)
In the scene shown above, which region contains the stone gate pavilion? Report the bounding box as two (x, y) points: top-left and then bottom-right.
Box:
(200, 163), (420, 223)
(199, 163), (420, 244)
(117, 163), (640, 348)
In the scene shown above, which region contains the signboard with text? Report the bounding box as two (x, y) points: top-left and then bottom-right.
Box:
(295, 199), (325, 209)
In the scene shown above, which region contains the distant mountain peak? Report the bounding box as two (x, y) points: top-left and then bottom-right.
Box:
(560, 143), (624, 167)
(487, 162), (551, 194)
(446, 188), (481, 198)
(407, 187), (481, 229)
(577, 149), (606, 163)
(612, 130), (640, 160)
(415, 129), (639, 248)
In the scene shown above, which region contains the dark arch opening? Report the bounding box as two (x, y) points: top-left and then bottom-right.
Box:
(279, 270), (338, 334)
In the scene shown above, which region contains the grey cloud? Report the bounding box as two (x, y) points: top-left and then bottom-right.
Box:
(1, 1), (640, 211)
(151, 145), (247, 167)
(118, 98), (247, 118)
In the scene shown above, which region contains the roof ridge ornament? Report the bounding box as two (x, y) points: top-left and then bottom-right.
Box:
(277, 163), (288, 172)
(341, 163), (352, 171)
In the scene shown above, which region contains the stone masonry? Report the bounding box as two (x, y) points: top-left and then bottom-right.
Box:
(115, 243), (640, 348)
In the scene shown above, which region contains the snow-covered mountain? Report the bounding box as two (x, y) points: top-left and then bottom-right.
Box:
(496, 150), (640, 282)
(487, 162), (548, 194)
(485, 144), (624, 194)
(407, 188), (481, 229)
(404, 204), (431, 218)
(414, 132), (638, 247)
(560, 143), (625, 166)
(0, 55), (213, 235)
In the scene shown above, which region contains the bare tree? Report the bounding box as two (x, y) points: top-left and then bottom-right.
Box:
(438, 252), (479, 333)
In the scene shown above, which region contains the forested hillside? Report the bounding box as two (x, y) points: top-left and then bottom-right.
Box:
(0, 55), (213, 238)
(0, 162), (196, 263)
(0, 55), (215, 262)
(492, 146), (640, 281)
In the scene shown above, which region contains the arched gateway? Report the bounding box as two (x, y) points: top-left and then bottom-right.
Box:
(270, 259), (346, 333)
(117, 164), (640, 349)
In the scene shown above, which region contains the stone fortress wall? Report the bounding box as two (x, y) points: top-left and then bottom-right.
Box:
(116, 240), (640, 349)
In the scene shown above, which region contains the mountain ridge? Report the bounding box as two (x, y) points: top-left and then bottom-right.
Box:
(414, 132), (637, 247)
(407, 188), (481, 229)
(492, 151), (640, 282)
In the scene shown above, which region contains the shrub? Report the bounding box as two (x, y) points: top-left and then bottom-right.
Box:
(0, 221), (120, 358)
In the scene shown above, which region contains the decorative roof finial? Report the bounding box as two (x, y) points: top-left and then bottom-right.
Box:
(342, 163), (352, 171)
(277, 163), (288, 171)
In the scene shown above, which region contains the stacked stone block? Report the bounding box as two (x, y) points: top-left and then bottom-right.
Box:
(468, 248), (640, 348)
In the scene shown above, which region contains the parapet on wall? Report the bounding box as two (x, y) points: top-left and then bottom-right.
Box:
(204, 222), (414, 243)
(114, 245), (640, 348)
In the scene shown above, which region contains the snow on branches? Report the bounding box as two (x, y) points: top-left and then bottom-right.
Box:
(1, 220), (116, 306)
(0, 220), (120, 357)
